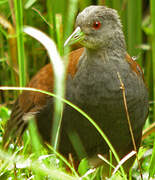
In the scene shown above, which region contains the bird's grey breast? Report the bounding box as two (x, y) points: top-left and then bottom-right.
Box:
(66, 54), (148, 130)
(66, 55), (126, 106)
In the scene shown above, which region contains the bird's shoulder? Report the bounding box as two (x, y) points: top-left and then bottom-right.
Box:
(18, 48), (84, 113)
(67, 47), (84, 77)
(125, 53), (144, 80)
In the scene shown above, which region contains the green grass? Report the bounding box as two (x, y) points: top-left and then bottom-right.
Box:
(14, 0), (26, 87)
(0, 0), (155, 179)
(151, 0), (155, 129)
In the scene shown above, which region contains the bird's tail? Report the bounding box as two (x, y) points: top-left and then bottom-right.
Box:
(2, 99), (27, 149)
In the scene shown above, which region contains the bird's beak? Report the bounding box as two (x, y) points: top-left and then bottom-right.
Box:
(64, 26), (85, 47)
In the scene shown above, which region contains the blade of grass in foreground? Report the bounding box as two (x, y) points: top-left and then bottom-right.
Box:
(151, 0), (155, 128)
(0, 149), (78, 180)
(23, 26), (65, 152)
(28, 118), (44, 157)
(14, 0), (26, 87)
(64, 0), (78, 41)
(149, 136), (155, 177)
(149, 0), (155, 177)
(55, 14), (63, 56)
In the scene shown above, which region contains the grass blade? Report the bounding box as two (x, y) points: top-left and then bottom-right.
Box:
(151, 0), (155, 127)
(23, 26), (65, 151)
(14, 0), (26, 87)
(149, 136), (155, 177)
(127, 0), (142, 66)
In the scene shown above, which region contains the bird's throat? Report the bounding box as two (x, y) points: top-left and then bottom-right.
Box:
(85, 46), (126, 64)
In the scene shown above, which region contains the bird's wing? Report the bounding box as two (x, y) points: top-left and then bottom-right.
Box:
(125, 53), (145, 80)
(3, 48), (84, 146)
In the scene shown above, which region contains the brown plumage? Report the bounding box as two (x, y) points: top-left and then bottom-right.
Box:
(3, 6), (149, 175)
(3, 48), (84, 145)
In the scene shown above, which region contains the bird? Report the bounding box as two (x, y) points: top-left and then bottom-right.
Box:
(3, 5), (149, 176)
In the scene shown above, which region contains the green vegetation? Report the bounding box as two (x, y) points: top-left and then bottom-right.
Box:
(0, 0), (154, 179)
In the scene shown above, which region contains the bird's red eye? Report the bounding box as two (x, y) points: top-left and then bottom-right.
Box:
(93, 21), (101, 30)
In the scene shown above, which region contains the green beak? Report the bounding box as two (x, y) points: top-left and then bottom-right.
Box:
(64, 26), (85, 47)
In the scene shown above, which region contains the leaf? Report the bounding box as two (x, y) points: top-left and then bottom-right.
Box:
(149, 135), (155, 177)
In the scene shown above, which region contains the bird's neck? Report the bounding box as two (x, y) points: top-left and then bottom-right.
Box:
(85, 33), (126, 62)
(85, 47), (126, 63)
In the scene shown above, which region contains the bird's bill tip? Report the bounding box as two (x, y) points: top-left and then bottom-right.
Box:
(64, 26), (85, 47)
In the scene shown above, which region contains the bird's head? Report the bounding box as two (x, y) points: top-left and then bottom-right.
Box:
(65, 6), (125, 51)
